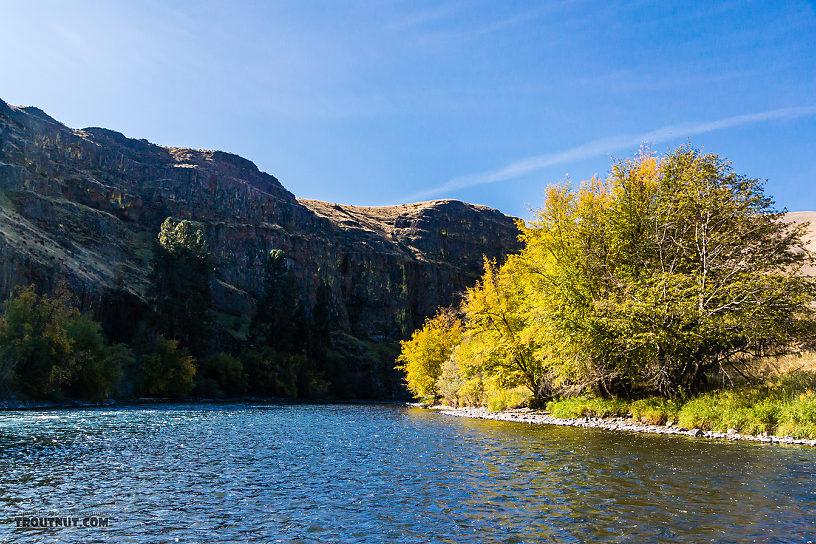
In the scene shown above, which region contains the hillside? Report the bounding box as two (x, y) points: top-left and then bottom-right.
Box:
(783, 211), (816, 276)
(0, 99), (521, 352)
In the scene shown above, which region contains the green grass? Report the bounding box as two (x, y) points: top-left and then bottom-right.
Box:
(630, 397), (682, 425)
(531, 371), (816, 439)
(673, 372), (816, 438)
(677, 392), (779, 434)
(486, 386), (530, 412)
(545, 396), (629, 419)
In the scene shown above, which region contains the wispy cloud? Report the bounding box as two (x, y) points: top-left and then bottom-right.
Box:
(386, 3), (458, 31)
(404, 5), (550, 48)
(406, 105), (816, 202)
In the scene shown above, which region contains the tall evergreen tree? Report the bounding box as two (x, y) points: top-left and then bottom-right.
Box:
(148, 218), (212, 357)
(249, 249), (297, 352)
(310, 281), (332, 359)
(291, 299), (310, 354)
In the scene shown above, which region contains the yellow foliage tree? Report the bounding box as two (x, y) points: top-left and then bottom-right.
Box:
(396, 310), (463, 400)
(461, 256), (548, 397)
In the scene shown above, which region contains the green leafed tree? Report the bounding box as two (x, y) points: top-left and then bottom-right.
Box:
(63, 315), (130, 401)
(249, 249), (299, 352)
(138, 335), (197, 398)
(520, 146), (816, 396)
(148, 218), (213, 357)
(195, 351), (247, 398)
(0, 285), (74, 398)
(0, 285), (129, 400)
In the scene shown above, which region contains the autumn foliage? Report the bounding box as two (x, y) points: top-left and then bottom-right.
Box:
(398, 146), (816, 404)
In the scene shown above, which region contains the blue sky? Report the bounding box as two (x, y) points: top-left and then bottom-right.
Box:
(1, 0), (815, 219)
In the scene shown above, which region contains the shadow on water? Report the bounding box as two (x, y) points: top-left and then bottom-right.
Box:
(0, 403), (813, 543)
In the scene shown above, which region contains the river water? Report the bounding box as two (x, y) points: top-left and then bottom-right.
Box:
(0, 403), (814, 543)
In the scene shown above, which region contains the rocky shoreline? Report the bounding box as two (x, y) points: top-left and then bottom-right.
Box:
(423, 405), (816, 447)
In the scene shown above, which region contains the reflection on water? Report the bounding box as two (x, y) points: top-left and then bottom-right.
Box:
(0, 403), (814, 543)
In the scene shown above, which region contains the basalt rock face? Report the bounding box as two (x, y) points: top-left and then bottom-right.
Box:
(298, 199), (521, 335)
(0, 99), (521, 342)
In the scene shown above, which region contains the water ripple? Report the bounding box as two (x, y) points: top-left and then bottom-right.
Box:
(0, 404), (814, 543)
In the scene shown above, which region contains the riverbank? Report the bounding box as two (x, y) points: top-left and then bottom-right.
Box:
(0, 397), (405, 412)
(424, 404), (816, 447)
(0, 399), (119, 411)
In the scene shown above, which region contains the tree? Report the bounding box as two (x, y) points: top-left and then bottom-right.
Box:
(0, 284), (128, 400)
(196, 352), (247, 398)
(396, 309), (463, 400)
(248, 249), (298, 352)
(461, 257), (550, 398)
(617, 147), (815, 394)
(148, 218), (212, 356)
(0, 285), (74, 398)
(396, 145), (816, 404)
(521, 146), (816, 396)
(240, 346), (297, 397)
(239, 346), (326, 398)
(310, 281), (332, 360)
(63, 315), (130, 401)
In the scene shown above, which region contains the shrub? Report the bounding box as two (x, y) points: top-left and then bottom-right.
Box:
(777, 391), (816, 438)
(714, 398), (775, 435)
(780, 391), (816, 425)
(457, 375), (486, 408)
(436, 357), (464, 406)
(678, 388), (784, 434)
(138, 336), (197, 398)
(196, 352), (247, 398)
(677, 394), (723, 430)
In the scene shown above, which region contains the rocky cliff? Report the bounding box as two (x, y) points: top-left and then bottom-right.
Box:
(0, 99), (521, 343)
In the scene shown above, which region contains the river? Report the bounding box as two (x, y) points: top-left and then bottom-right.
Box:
(0, 403), (814, 543)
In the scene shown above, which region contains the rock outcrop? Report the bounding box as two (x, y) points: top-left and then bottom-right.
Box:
(0, 99), (521, 342)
